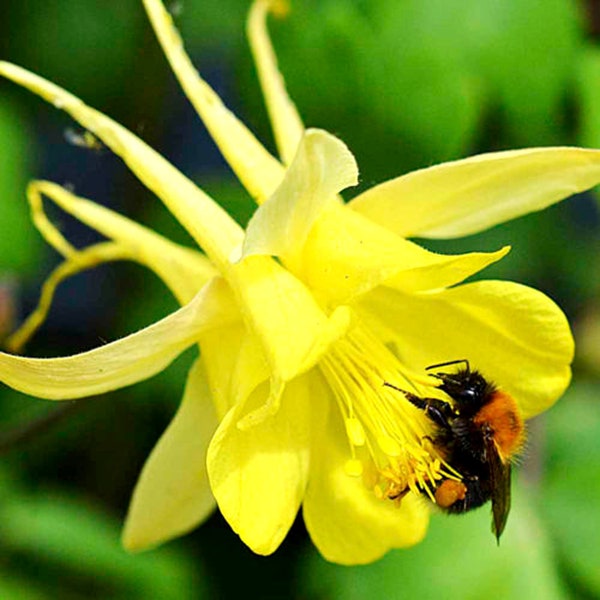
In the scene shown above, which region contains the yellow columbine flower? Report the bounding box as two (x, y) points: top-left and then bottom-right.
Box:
(0, 0), (597, 565)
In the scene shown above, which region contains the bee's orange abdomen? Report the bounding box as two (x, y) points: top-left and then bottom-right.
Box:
(474, 390), (525, 461)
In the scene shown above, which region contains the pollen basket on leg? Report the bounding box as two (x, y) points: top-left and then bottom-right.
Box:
(320, 325), (448, 501)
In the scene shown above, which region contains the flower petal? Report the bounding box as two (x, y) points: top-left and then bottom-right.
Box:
(143, 0), (284, 203)
(303, 386), (428, 565)
(0, 277), (238, 399)
(350, 147), (600, 238)
(384, 246), (510, 293)
(122, 358), (217, 551)
(248, 0), (304, 165)
(242, 129), (357, 266)
(199, 324), (269, 421)
(28, 181), (216, 305)
(230, 256), (351, 385)
(206, 374), (314, 555)
(0, 62), (243, 269)
(359, 281), (574, 419)
(302, 203), (509, 305)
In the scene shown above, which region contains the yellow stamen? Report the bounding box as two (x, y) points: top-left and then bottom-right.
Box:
(345, 417), (366, 446)
(321, 322), (456, 504)
(344, 459), (364, 477)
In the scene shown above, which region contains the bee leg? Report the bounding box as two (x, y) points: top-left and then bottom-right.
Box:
(383, 382), (455, 429)
(404, 393), (455, 430)
(387, 487), (410, 501)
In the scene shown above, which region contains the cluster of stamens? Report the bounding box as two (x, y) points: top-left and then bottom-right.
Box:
(320, 324), (458, 503)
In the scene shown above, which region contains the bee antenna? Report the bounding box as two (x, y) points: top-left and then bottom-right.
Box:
(425, 359), (470, 373)
(383, 368), (421, 394)
(383, 381), (403, 392)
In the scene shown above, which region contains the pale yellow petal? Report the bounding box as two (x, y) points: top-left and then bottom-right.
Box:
(302, 203), (509, 306)
(350, 147), (600, 238)
(28, 181), (216, 305)
(0, 62), (242, 269)
(242, 129), (357, 267)
(359, 281), (574, 419)
(230, 256), (351, 386)
(142, 0), (284, 203)
(123, 358), (217, 551)
(303, 390), (428, 565)
(0, 277), (238, 399)
(384, 246), (510, 293)
(199, 323), (269, 421)
(206, 374), (313, 555)
(248, 0), (304, 164)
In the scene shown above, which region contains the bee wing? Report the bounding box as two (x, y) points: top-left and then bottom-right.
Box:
(487, 437), (511, 542)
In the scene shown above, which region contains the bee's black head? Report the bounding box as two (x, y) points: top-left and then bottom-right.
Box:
(430, 367), (495, 413)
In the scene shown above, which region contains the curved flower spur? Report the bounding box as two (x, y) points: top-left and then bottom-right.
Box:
(0, 0), (597, 564)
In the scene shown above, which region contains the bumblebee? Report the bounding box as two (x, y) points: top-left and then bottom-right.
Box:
(388, 359), (525, 540)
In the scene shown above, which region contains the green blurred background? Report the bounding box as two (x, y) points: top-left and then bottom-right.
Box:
(1, 0), (600, 598)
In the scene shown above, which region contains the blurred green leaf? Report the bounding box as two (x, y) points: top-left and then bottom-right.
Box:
(465, 0), (580, 145)
(0, 483), (210, 600)
(369, 0), (579, 148)
(577, 44), (600, 149)
(363, 1), (485, 162)
(543, 383), (600, 597)
(178, 0), (248, 52)
(0, 97), (42, 275)
(8, 2), (143, 100)
(0, 579), (46, 600)
(259, 0), (582, 177)
(300, 486), (566, 600)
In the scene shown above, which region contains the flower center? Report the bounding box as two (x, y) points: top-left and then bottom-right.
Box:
(320, 324), (456, 502)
